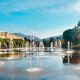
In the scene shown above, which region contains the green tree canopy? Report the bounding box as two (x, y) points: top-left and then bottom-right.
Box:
(77, 20), (80, 27)
(63, 29), (75, 42)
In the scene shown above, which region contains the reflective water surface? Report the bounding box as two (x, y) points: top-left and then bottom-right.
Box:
(0, 49), (80, 80)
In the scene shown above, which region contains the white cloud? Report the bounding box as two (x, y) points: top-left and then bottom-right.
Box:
(36, 0), (80, 14)
(70, 1), (80, 13)
(0, 0), (55, 12)
(0, 0), (80, 15)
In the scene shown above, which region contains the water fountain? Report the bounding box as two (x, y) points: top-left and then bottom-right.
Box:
(64, 41), (75, 64)
(25, 41), (30, 51)
(26, 56), (42, 72)
(22, 38), (25, 49)
(71, 42), (73, 49)
(26, 32), (42, 72)
(67, 41), (70, 64)
(68, 41), (70, 50)
(50, 42), (53, 52)
(39, 41), (44, 52)
(9, 38), (13, 52)
(54, 40), (62, 49)
(32, 41), (36, 52)
(54, 41), (58, 48)
(67, 41), (74, 63)
(0, 61), (5, 66)
(54, 40), (65, 56)
(59, 40), (62, 48)
(10, 38), (13, 49)
(57, 40), (63, 52)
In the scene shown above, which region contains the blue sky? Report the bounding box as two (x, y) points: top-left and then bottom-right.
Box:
(0, 0), (80, 38)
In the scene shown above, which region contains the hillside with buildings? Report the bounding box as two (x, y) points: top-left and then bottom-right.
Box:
(0, 32), (25, 49)
(0, 32), (22, 39)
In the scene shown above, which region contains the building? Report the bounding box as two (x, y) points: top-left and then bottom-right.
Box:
(0, 32), (22, 39)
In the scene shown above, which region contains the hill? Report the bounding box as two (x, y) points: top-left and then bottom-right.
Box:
(13, 33), (41, 42)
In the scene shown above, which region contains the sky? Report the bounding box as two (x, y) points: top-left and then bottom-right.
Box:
(0, 0), (80, 38)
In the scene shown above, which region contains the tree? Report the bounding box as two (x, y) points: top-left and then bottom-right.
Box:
(73, 26), (80, 45)
(42, 39), (50, 47)
(63, 29), (75, 42)
(77, 20), (80, 27)
(0, 39), (10, 48)
(13, 39), (25, 48)
(63, 21), (80, 47)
